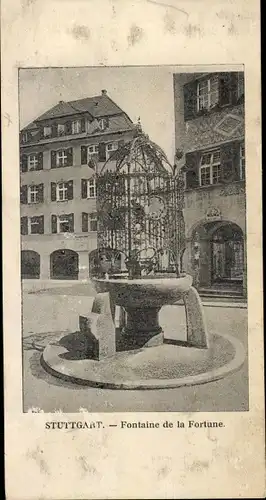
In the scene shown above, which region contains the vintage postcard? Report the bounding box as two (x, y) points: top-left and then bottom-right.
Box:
(3, 0), (264, 499)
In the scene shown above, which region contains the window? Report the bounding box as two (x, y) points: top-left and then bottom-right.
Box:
(21, 216), (44, 235)
(89, 213), (97, 232)
(88, 178), (96, 198)
(88, 144), (99, 157)
(28, 185), (39, 204)
(51, 148), (72, 168)
(72, 120), (81, 134)
(56, 214), (74, 233)
(56, 182), (68, 201)
(58, 215), (72, 233)
(98, 118), (108, 130)
(81, 178), (96, 199)
(28, 154), (39, 171)
(51, 181), (73, 202)
(22, 132), (29, 143)
(57, 123), (65, 136)
(21, 184), (43, 204)
(56, 150), (68, 167)
(200, 149), (221, 186)
(197, 75), (219, 112)
(43, 126), (52, 138)
(51, 214), (74, 233)
(240, 143), (245, 180)
(106, 142), (118, 159)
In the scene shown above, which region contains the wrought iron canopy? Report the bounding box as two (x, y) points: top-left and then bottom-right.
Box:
(94, 129), (186, 279)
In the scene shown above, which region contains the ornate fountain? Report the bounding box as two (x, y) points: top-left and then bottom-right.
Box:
(92, 126), (200, 350)
(41, 125), (246, 390)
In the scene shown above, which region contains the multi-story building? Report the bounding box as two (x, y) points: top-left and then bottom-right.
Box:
(173, 71), (246, 297)
(20, 90), (136, 280)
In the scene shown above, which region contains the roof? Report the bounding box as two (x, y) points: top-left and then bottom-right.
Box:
(35, 94), (130, 121)
(21, 121), (38, 131)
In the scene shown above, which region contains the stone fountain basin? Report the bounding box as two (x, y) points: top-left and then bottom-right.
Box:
(93, 274), (193, 308)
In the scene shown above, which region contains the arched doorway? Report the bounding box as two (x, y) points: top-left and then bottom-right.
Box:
(89, 248), (122, 277)
(211, 224), (244, 286)
(21, 250), (40, 279)
(50, 249), (79, 280)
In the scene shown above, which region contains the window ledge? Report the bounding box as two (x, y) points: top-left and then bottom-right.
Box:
(185, 179), (245, 192)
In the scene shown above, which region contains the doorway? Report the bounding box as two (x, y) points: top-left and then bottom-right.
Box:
(50, 249), (79, 280)
(211, 224), (244, 286)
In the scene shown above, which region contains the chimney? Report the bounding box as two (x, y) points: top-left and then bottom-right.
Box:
(101, 89), (107, 95)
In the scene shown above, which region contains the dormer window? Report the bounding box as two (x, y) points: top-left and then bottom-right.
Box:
(98, 118), (108, 130)
(43, 126), (52, 138)
(21, 132), (29, 143)
(57, 123), (65, 136)
(72, 120), (81, 134)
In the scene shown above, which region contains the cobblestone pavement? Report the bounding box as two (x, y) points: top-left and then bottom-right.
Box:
(22, 285), (249, 413)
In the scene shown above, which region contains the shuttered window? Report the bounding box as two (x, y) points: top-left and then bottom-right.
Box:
(51, 214), (74, 233)
(185, 141), (242, 189)
(20, 184), (44, 204)
(51, 181), (74, 201)
(82, 212), (97, 232)
(81, 178), (96, 198)
(21, 216), (44, 234)
(51, 148), (73, 168)
(184, 72), (240, 121)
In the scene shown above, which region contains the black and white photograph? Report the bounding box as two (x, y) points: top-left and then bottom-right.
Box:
(20, 66), (249, 413)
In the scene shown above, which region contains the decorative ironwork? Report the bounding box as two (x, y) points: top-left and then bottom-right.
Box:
(94, 127), (186, 279)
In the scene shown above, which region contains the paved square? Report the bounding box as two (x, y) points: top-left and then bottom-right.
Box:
(22, 284), (248, 413)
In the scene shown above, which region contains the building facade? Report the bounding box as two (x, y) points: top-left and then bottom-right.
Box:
(173, 72), (246, 297)
(20, 90), (136, 280)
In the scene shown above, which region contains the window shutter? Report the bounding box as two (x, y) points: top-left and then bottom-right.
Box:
(38, 215), (44, 234)
(218, 73), (232, 107)
(221, 142), (237, 183)
(81, 146), (87, 165)
(51, 214), (57, 233)
(82, 212), (89, 232)
(88, 158), (97, 170)
(98, 142), (106, 162)
(185, 152), (200, 188)
(37, 184), (44, 203)
(67, 147), (73, 166)
(21, 216), (28, 235)
(229, 72), (239, 104)
(65, 121), (72, 135)
(51, 182), (56, 201)
(21, 155), (28, 173)
(105, 117), (110, 129)
(81, 118), (86, 132)
(67, 180), (74, 200)
(232, 141), (241, 180)
(52, 124), (57, 137)
(51, 150), (56, 168)
(20, 185), (28, 204)
(37, 152), (43, 170)
(69, 213), (74, 232)
(81, 179), (88, 199)
(183, 80), (198, 121)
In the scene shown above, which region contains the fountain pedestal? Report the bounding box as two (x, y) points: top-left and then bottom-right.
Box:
(92, 274), (208, 352)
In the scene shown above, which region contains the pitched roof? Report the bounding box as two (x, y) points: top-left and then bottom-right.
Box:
(21, 121), (38, 131)
(35, 94), (130, 121)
